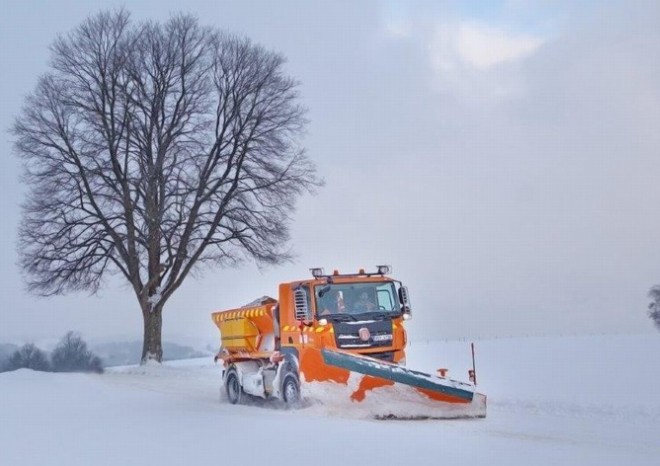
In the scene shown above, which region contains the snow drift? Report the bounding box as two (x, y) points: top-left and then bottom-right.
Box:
(1, 334), (658, 466)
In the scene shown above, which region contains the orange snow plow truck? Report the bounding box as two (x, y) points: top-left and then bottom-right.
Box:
(212, 266), (486, 419)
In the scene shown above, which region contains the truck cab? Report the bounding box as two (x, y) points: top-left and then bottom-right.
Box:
(277, 266), (412, 364)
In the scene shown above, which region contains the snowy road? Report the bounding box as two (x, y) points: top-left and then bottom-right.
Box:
(1, 335), (659, 465)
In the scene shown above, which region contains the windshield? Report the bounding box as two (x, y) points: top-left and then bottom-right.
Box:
(314, 281), (401, 317)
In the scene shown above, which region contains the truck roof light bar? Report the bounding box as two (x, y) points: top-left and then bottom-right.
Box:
(310, 266), (392, 279)
(377, 265), (392, 275)
(310, 267), (325, 278)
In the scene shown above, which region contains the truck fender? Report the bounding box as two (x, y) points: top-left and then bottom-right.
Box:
(272, 352), (300, 400)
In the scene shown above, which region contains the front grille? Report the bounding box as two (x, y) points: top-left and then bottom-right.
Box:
(335, 330), (392, 348)
(333, 321), (393, 349)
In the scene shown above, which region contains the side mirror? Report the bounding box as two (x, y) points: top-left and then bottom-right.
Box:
(294, 287), (311, 321)
(398, 285), (412, 317)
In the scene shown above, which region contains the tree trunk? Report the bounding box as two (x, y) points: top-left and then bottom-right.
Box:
(141, 303), (163, 364)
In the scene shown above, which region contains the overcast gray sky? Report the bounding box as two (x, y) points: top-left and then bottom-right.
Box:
(1, 0), (659, 346)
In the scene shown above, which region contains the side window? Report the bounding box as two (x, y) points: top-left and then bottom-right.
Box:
(376, 286), (393, 311)
(376, 285), (394, 311)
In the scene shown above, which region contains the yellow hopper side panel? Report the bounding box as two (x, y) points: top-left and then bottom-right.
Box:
(212, 304), (276, 353)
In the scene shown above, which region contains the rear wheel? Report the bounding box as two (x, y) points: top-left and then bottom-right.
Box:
(225, 369), (243, 405)
(282, 373), (300, 405)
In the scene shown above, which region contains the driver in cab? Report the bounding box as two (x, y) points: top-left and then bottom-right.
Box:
(319, 290), (344, 316)
(354, 291), (376, 312)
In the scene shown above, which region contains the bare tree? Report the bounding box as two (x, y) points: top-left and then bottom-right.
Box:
(13, 10), (320, 363)
(51, 331), (104, 373)
(648, 285), (660, 331)
(6, 344), (51, 372)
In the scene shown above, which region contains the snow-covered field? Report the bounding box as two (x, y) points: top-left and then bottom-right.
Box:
(1, 334), (659, 465)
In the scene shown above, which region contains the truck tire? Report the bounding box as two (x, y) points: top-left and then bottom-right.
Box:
(281, 373), (300, 405)
(225, 368), (243, 405)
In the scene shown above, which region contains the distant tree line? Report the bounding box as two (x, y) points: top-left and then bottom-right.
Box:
(647, 285), (660, 331)
(0, 332), (103, 374)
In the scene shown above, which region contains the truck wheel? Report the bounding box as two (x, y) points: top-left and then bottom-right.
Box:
(225, 369), (243, 405)
(282, 373), (300, 405)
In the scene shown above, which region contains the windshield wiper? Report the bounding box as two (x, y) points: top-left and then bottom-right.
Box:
(328, 313), (358, 322)
(351, 311), (395, 320)
(365, 312), (390, 320)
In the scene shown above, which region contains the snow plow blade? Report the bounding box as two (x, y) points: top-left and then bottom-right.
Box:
(299, 348), (487, 420)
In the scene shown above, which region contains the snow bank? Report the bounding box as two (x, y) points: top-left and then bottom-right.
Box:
(407, 334), (660, 421)
(1, 334), (659, 466)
